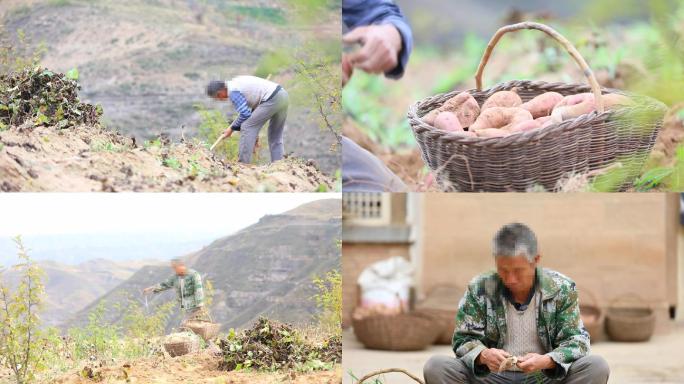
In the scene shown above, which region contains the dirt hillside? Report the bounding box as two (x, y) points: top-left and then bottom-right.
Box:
(0, 123), (332, 191)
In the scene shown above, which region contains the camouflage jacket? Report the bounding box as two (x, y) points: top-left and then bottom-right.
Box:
(153, 269), (204, 311)
(452, 267), (590, 379)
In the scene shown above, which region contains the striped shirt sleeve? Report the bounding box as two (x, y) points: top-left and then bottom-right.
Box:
(229, 90), (252, 131)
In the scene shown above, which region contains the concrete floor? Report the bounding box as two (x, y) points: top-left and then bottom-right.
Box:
(342, 322), (684, 384)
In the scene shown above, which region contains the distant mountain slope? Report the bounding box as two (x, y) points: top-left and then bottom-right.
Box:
(2, 258), (157, 327)
(66, 199), (341, 331)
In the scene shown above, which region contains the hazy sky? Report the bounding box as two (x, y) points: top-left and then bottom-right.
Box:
(0, 193), (340, 237)
(0, 193), (340, 265)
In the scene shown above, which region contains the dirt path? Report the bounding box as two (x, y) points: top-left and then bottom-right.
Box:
(0, 124), (333, 192)
(47, 351), (341, 384)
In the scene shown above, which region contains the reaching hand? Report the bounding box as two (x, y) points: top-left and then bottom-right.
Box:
(517, 353), (556, 373)
(476, 348), (512, 373)
(143, 287), (155, 295)
(342, 24), (402, 74)
(342, 54), (353, 87)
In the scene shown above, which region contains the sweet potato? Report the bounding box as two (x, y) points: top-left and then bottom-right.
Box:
(521, 92), (563, 118)
(555, 92), (594, 108)
(507, 119), (542, 133)
(424, 92), (480, 127)
(481, 90), (523, 110)
(455, 131), (478, 138)
(551, 93), (634, 122)
(535, 115), (555, 128)
(476, 128), (510, 138)
(470, 107), (533, 132)
(434, 111), (463, 132)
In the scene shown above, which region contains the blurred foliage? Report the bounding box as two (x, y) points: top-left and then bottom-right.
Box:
(342, 70), (413, 148)
(0, 29), (46, 73)
(254, 39), (341, 150)
(0, 237), (50, 384)
(194, 104), (241, 161)
(312, 269), (341, 336)
(431, 33), (486, 94)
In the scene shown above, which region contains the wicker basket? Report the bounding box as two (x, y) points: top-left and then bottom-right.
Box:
(184, 320), (221, 342)
(414, 284), (462, 345)
(605, 294), (656, 342)
(408, 22), (667, 192)
(164, 333), (200, 357)
(414, 308), (456, 345)
(579, 288), (604, 343)
(352, 312), (440, 351)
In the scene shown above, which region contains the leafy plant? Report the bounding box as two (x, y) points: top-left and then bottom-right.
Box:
(194, 104), (240, 161)
(312, 269), (341, 336)
(163, 157), (182, 169)
(90, 139), (128, 153)
(0, 236), (50, 384)
(0, 29), (46, 73)
(68, 301), (123, 361)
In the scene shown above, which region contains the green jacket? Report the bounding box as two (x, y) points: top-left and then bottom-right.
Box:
(452, 267), (590, 379)
(153, 269), (204, 311)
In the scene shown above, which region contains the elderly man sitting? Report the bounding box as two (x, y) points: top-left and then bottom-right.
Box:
(423, 223), (609, 384)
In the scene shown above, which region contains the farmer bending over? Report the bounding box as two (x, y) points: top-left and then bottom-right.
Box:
(423, 223), (609, 384)
(143, 258), (210, 326)
(206, 76), (288, 164)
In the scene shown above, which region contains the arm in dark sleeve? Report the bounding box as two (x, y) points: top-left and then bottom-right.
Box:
(229, 91), (252, 131)
(153, 275), (175, 293)
(342, 0), (413, 79)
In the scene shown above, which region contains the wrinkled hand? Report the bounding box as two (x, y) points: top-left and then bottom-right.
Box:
(342, 54), (353, 87)
(517, 353), (556, 373)
(142, 287), (155, 295)
(342, 24), (402, 74)
(476, 348), (511, 373)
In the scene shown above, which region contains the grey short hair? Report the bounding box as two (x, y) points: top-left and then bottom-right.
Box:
(206, 80), (226, 97)
(492, 223), (538, 262)
(170, 258), (185, 266)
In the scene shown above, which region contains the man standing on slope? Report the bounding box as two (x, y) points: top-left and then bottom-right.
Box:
(207, 75), (289, 164)
(143, 258), (210, 326)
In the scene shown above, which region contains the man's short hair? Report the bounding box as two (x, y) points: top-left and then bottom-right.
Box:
(492, 223), (538, 262)
(170, 258), (185, 266)
(206, 80), (226, 97)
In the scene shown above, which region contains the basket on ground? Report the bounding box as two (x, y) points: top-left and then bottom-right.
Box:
(408, 22), (667, 192)
(605, 307), (655, 342)
(184, 320), (221, 342)
(352, 312), (440, 351)
(579, 288), (605, 342)
(163, 332), (200, 357)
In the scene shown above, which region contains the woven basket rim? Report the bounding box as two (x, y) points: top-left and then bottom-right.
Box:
(408, 79), (666, 147)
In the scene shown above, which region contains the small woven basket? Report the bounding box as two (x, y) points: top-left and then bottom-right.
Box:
(605, 294), (656, 342)
(408, 22), (667, 192)
(164, 333), (200, 357)
(414, 284), (462, 345)
(352, 312), (440, 351)
(414, 308), (456, 345)
(579, 288), (604, 342)
(184, 320), (221, 342)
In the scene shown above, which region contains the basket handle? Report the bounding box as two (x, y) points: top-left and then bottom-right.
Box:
(607, 292), (651, 309)
(474, 21), (604, 113)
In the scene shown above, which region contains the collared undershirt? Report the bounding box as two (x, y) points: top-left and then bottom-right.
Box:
(503, 269), (538, 311)
(229, 90), (252, 131)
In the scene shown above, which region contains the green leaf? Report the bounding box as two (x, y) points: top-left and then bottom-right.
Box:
(66, 68), (79, 81)
(34, 113), (50, 126)
(633, 167), (673, 191)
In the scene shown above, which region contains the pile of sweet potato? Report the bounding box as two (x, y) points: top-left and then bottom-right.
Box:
(422, 89), (633, 138)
